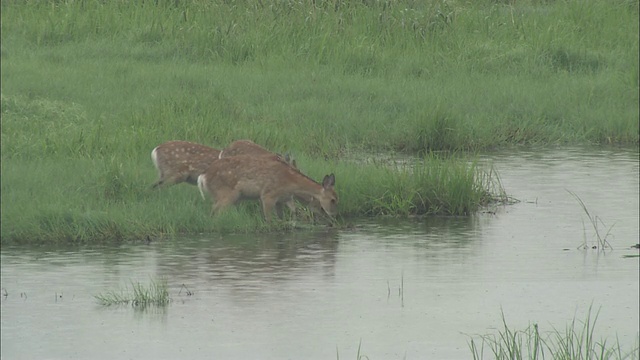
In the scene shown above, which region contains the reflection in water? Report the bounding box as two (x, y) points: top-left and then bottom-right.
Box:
(154, 230), (341, 302)
(1, 146), (638, 359)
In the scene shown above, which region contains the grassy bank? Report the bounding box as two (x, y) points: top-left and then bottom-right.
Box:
(0, 149), (499, 244)
(1, 0), (637, 243)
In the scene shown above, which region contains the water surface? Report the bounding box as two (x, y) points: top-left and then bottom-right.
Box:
(2, 147), (639, 359)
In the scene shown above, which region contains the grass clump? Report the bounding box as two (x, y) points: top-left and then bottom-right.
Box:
(468, 307), (640, 360)
(95, 278), (171, 308)
(566, 190), (615, 251)
(336, 154), (503, 217)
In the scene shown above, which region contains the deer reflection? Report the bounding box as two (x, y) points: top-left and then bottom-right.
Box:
(153, 230), (340, 301)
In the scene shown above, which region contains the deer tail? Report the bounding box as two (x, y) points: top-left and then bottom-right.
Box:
(197, 174), (207, 200)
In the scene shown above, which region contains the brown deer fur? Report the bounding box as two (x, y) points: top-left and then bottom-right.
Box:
(151, 141), (221, 188)
(197, 154), (337, 222)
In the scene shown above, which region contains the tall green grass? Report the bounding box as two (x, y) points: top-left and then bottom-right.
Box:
(468, 308), (640, 360)
(1, 0), (637, 243)
(2, 0), (637, 155)
(95, 278), (171, 307)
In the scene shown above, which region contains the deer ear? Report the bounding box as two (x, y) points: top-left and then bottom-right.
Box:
(322, 174), (335, 188)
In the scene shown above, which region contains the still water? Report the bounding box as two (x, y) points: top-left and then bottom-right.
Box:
(1, 147), (639, 359)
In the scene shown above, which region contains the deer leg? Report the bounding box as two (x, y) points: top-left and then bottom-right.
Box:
(284, 197), (297, 222)
(260, 196), (278, 222)
(151, 179), (164, 189)
(274, 198), (295, 220)
(151, 169), (166, 189)
(211, 190), (241, 216)
(154, 172), (188, 189)
(275, 203), (285, 220)
(167, 172), (189, 187)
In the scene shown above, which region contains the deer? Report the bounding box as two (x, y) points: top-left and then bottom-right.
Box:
(150, 141), (221, 189)
(151, 140), (297, 189)
(197, 154), (338, 222)
(218, 140), (324, 218)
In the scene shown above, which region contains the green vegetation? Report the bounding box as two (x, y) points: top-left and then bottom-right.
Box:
(1, 0), (637, 243)
(468, 308), (640, 360)
(94, 278), (171, 307)
(567, 190), (615, 251)
(1, 146), (499, 243)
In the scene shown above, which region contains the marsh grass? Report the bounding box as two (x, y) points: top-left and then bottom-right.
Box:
(566, 190), (615, 251)
(468, 307), (640, 360)
(95, 278), (170, 308)
(335, 154), (502, 217)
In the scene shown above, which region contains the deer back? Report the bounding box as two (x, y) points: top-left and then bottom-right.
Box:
(220, 140), (271, 158)
(220, 139), (297, 168)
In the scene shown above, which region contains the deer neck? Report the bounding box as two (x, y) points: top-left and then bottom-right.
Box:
(287, 176), (323, 200)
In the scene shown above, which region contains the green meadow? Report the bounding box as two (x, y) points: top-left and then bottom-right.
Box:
(1, 0), (638, 244)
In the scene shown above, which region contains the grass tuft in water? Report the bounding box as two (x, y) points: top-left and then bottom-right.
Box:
(566, 189), (615, 251)
(336, 339), (371, 360)
(94, 278), (171, 308)
(468, 306), (640, 360)
(356, 338), (370, 360)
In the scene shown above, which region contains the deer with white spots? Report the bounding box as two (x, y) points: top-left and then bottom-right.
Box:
(150, 141), (221, 189)
(197, 154), (338, 222)
(219, 139), (326, 218)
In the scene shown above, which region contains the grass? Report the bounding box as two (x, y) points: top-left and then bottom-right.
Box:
(2, 0), (637, 154)
(566, 190), (615, 251)
(94, 278), (171, 308)
(468, 307), (640, 360)
(0, 151), (502, 244)
(336, 339), (371, 360)
(1, 0), (637, 243)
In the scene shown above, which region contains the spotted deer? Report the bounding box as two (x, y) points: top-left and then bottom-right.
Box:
(219, 140), (323, 217)
(150, 141), (221, 189)
(197, 154), (338, 222)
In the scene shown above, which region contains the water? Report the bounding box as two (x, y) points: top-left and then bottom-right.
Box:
(2, 147), (639, 359)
